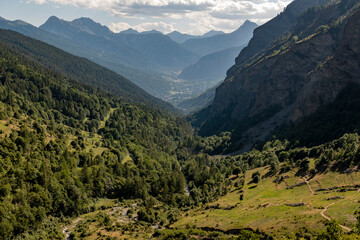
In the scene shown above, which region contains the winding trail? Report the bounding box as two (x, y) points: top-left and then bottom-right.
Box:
(300, 177), (354, 232)
(319, 189), (360, 232)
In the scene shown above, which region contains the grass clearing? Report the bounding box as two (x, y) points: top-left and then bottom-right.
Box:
(172, 165), (360, 236)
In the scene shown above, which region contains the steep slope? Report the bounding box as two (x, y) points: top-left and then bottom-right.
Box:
(228, 0), (332, 73)
(193, 0), (360, 151)
(0, 29), (196, 238)
(167, 31), (198, 43)
(0, 29), (176, 111)
(0, 17), (173, 99)
(181, 21), (257, 56)
(179, 46), (244, 81)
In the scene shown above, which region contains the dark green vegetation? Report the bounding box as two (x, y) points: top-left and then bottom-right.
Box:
(0, 29), (244, 239)
(1, 0), (360, 239)
(0, 27), (359, 239)
(0, 16), (174, 100)
(0, 16), (257, 104)
(0, 29), (174, 112)
(172, 133), (360, 238)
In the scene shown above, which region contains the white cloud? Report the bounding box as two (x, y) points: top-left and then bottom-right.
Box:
(28, 0), (293, 34)
(109, 22), (132, 32)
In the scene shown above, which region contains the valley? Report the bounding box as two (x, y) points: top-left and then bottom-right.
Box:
(1, 0), (360, 239)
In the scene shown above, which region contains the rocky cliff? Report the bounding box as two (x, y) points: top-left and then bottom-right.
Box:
(193, 0), (360, 152)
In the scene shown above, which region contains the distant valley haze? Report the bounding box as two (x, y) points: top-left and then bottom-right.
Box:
(0, 0), (291, 35)
(0, 0), (267, 112)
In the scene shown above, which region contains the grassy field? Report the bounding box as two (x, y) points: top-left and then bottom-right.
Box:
(172, 166), (360, 237)
(64, 166), (360, 239)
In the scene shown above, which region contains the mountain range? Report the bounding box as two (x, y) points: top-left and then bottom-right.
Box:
(167, 30), (225, 43)
(180, 20), (258, 56)
(2, 0), (360, 238)
(0, 16), (257, 104)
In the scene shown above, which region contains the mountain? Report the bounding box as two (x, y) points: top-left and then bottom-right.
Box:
(40, 17), (198, 72)
(228, 0), (332, 73)
(193, 0), (360, 152)
(202, 30), (224, 38)
(118, 32), (198, 70)
(181, 20), (258, 56)
(0, 16), (173, 99)
(120, 28), (139, 34)
(167, 31), (197, 43)
(167, 30), (225, 43)
(0, 29), (176, 112)
(179, 45), (245, 81)
(140, 29), (162, 35)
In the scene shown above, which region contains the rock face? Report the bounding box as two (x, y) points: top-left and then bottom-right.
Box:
(194, 0), (360, 151)
(228, 0), (332, 72)
(292, 9), (360, 121)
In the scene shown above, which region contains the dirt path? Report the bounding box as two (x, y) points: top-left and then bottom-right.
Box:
(63, 218), (82, 240)
(305, 180), (314, 194)
(319, 189), (360, 232)
(320, 202), (352, 232)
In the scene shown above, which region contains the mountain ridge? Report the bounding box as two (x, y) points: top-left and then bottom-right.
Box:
(181, 20), (258, 56)
(193, 0), (360, 152)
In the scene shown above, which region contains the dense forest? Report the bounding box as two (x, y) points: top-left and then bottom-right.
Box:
(0, 29), (246, 239)
(1, 0), (360, 238)
(0, 36), (359, 238)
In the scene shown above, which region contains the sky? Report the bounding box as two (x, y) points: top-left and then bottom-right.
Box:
(0, 0), (293, 35)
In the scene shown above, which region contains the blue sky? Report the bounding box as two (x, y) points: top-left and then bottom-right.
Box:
(0, 0), (292, 35)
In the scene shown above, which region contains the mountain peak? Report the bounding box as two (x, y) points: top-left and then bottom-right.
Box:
(140, 29), (162, 35)
(239, 20), (258, 29)
(44, 16), (63, 24)
(120, 28), (139, 35)
(42, 16), (113, 36)
(71, 17), (96, 25)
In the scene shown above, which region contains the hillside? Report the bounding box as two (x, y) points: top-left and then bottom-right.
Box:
(176, 84), (218, 114)
(0, 17), (174, 99)
(0, 29), (175, 112)
(193, 0), (360, 152)
(181, 20), (257, 56)
(0, 28), (196, 238)
(167, 30), (224, 43)
(179, 46), (244, 81)
(3, 0), (360, 239)
(40, 17), (198, 72)
(59, 134), (360, 239)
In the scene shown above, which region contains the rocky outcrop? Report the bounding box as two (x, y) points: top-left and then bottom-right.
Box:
(292, 9), (360, 121)
(228, 0), (332, 73)
(194, 0), (360, 152)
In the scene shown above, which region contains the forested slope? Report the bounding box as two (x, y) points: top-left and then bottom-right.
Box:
(0, 29), (175, 112)
(0, 28), (246, 239)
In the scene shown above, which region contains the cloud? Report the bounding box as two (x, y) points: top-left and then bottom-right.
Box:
(28, 0), (293, 34)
